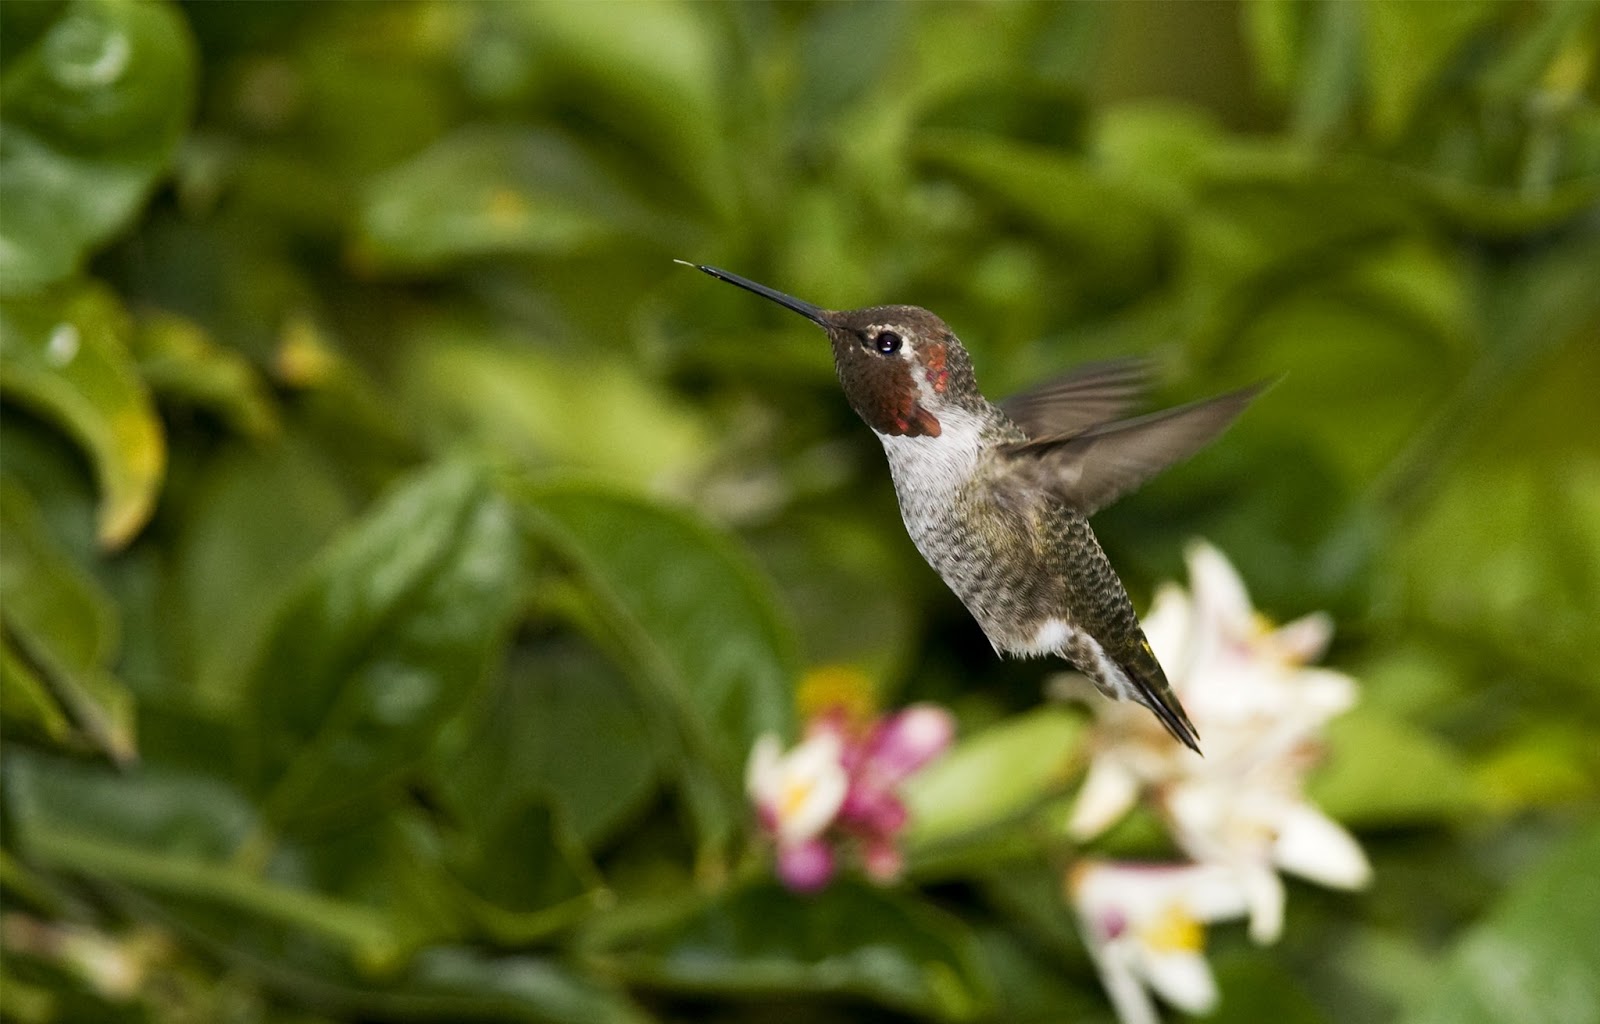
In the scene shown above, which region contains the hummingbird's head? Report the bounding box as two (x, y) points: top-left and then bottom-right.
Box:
(679, 262), (979, 439)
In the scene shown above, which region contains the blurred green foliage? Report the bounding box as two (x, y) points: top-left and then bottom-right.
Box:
(2, 1), (1598, 1022)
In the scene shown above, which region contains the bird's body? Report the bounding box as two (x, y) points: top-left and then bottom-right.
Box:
(681, 265), (1265, 751)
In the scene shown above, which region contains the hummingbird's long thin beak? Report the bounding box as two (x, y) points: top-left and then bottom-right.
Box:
(674, 260), (831, 327)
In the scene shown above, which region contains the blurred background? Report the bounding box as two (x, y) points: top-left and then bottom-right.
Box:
(2, 1), (1597, 1022)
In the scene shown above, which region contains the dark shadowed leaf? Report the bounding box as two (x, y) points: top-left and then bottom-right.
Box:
(0, 280), (165, 548)
(511, 0), (730, 218)
(0, 0), (195, 292)
(392, 946), (651, 1024)
(3, 750), (402, 964)
(518, 482), (797, 858)
(431, 639), (659, 851)
(443, 797), (607, 946)
(245, 461), (522, 825)
(598, 879), (994, 1020)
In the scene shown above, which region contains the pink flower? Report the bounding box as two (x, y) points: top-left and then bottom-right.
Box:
(747, 701), (955, 891)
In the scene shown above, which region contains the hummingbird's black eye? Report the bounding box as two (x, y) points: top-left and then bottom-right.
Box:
(873, 331), (903, 355)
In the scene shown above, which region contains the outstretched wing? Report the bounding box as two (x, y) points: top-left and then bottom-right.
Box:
(1001, 382), (1268, 516)
(998, 358), (1153, 441)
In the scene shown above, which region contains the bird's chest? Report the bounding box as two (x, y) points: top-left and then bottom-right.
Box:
(876, 416), (1045, 617)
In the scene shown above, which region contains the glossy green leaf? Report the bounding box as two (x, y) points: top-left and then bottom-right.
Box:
(519, 482), (797, 857)
(0, 0), (195, 292)
(903, 707), (1085, 853)
(599, 879), (994, 1020)
(1405, 822), (1600, 1024)
(0, 280), (165, 548)
(245, 460), (523, 824)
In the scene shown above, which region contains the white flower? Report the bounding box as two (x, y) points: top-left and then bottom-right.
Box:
(1069, 860), (1251, 1024)
(746, 731), (849, 848)
(1164, 775), (1371, 943)
(1060, 541), (1371, 942)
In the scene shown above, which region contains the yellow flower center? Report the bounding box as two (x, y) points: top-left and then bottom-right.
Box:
(1139, 904), (1204, 954)
(797, 665), (876, 726)
(779, 778), (815, 820)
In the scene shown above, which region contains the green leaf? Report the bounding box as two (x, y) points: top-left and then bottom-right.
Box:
(0, 0), (196, 292)
(131, 310), (279, 438)
(391, 947), (651, 1024)
(903, 707), (1085, 853)
(599, 879), (994, 1020)
(1211, 947), (1331, 1024)
(914, 130), (1166, 294)
(750, 513), (921, 689)
(444, 798), (607, 946)
(0, 280), (165, 549)
(432, 639), (659, 851)
(358, 128), (674, 271)
(511, 0), (729, 218)
(399, 329), (713, 487)
(1363, 0), (1500, 142)
(3, 750), (403, 965)
(173, 435), (358, 713)
(1308, 708), (1477, 828)
(1405, 822), (1600, 1024)
(245, 460), (523, 825)
(519, 482), (797, 859)
(0, 478), (135, 762)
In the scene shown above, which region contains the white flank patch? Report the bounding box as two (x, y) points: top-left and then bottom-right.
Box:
(1023, 617), (1074, 656)
(1058, 623), (1141, 703)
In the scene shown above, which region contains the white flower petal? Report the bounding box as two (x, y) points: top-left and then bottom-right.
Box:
(1093, 943), (1164, 1024)
(1294, 668), (1359, 717)
(1139, 948), (1220, 1015)
(1141, 583), (1193, 670)
(1273, 804), (1372, 890)
(1176, 862), (1254, 923)
(745, 733), (783, 800)
(1241, 864), (1286, 944)
(1068, 758), (1141, 841)
(1185, 540), (1254, 633)
(747, 732), (849, 845)
(1273, 611), (1333, 663)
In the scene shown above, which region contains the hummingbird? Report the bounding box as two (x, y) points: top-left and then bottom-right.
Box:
(679, 261), (1265, 752)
